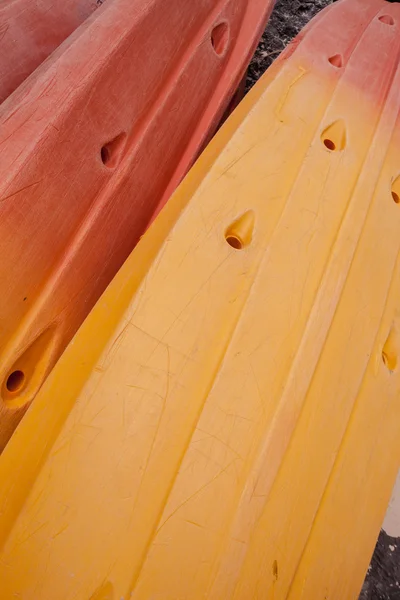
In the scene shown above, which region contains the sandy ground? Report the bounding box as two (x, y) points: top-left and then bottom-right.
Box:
(246, 1), (400, 598)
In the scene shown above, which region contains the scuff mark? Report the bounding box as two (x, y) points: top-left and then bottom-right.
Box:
(0, 23), (9, 44)
(0, 180), (42, 203)
(275, 66), (307, 122)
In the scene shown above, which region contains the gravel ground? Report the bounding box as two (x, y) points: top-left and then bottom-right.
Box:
(246, 0), (336, 90)
(360, 531), (400, 600)
(246, 1), (399, 598)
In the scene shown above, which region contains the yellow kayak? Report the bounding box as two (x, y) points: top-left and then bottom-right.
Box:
(0, 0), (400, 598)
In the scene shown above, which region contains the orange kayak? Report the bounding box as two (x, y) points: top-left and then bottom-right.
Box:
(0, 0), (103, 103)
(0, 0), (274, 448)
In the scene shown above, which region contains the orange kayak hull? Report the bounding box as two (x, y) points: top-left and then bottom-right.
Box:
(0, 0), (274, 447)
(0, 0), (103, 103)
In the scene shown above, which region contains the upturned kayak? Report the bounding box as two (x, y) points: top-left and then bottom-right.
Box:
(0, 0), (398, 597)
(0, 0), (274, 448)
(0, 0), (103, 103)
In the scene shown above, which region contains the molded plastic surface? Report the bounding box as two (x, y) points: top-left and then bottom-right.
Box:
(0, 0), (102, 103)
(1, 0), (400, 598)
(0, 0), (274, 448)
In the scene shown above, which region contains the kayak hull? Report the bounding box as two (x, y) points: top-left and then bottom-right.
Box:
(0, 0), (102, 103)
(0, 0), (274, 447)
(0, 0), (399, 598)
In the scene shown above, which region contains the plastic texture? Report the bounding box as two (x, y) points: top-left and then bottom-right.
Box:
(0, 0), (274, 449)
(0, 0), (102, 104)
(0, 0), (399, 598)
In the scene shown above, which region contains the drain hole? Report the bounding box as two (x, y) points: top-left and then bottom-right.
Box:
(1, 327), (57, 411)
(90, 581), (114, 600)
(211, 22), (229, 56)
(100, 132), (127, 168)
(6, 370), (25, 393)
(382, 349), (397, 372)
(323, 139), (336, 151)
(328, 54), (343, 68)
(225, 210), (255, 250)
(101, 145), (110, 164)
(379, 14), (395, 25)
(391, 176), (400, 204)
(321, 120), (347, 152)
(226, 235), (243, 250)
(382, 326), (399, 372)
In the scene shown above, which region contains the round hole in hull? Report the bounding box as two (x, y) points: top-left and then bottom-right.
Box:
(6, 370), (25, 393)
(211, 22), (229, 56)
